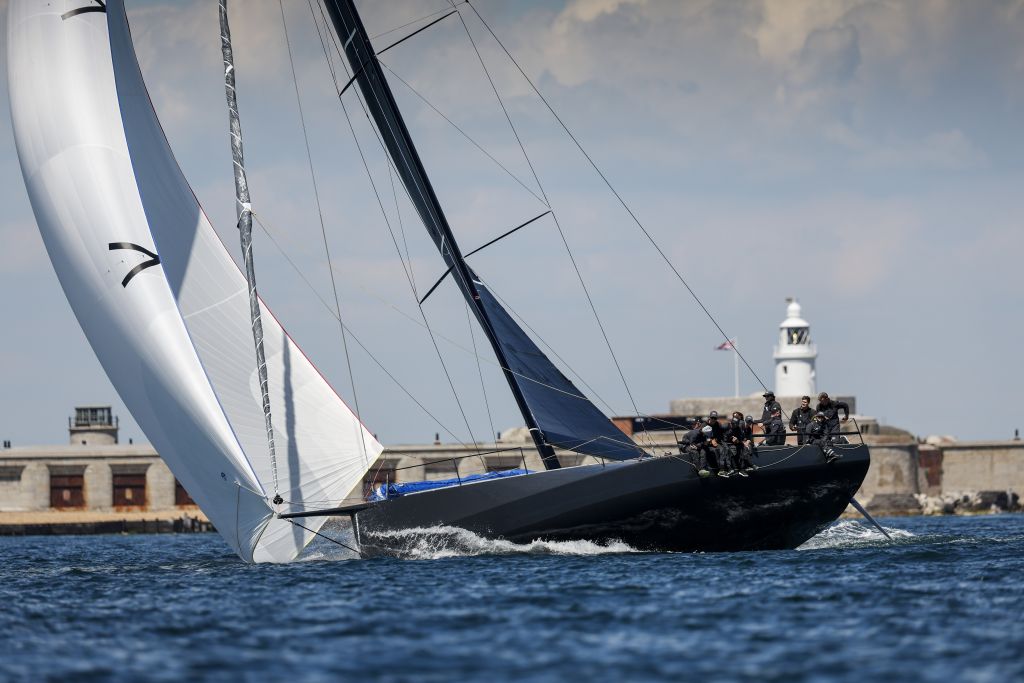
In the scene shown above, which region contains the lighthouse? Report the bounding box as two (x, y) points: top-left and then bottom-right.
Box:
(773, 298), (817, 397)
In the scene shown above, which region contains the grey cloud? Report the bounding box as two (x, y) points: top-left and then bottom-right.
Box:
(792, 24), (861, 86)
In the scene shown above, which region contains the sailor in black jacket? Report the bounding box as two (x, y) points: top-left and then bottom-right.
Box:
(789, 395), (814, 445)
(679, 425), (713, 477)
(763, 407), (786, 446)
(706, 410), (726, 442)
(761, 391), (782, 425)
(816, 392), (850, 438)
(805, 412), (840, 462)
(725, 412), (755, 473)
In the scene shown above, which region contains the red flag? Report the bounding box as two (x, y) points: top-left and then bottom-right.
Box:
(715, 339), (736, 351)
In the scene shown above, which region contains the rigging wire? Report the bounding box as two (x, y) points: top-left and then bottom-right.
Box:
(460, 0), (772, 395)
(466, 301), (498, 447)
(377, 60), (548, 208)
(386, 161), (417, 293)
(370, 1), (468, 41)
(287, 518), (361, 555)
(449, 2), (655, 451)
(277, 0), (368, 468)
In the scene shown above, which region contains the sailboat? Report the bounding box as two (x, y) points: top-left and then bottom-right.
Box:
(7, 0), (871, 562)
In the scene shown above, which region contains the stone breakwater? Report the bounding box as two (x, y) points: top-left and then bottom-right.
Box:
(0, 509), (213, 536)
(852, 434), (1024, 517)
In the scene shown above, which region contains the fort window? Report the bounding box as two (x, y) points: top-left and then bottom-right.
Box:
(486, 456), (522, 473)
(0, 466), (23, 483)
(175, 480), (195, 507)
(75, 406), (112, 427)
(113, 475), (146, 507)
(49, 466), (86, 509)
(111, 465), (149, 508)
(424, 459), (458, 479)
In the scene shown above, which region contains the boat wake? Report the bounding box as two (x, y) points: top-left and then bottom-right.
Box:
(302, 519), (914, 561)
(798, 520), (914, 551)
(364, 526), (639, 560)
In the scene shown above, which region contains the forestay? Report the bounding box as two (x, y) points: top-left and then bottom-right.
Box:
(7, 0), (382, 563)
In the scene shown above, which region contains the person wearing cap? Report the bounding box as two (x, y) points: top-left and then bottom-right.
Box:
(789, 395), (814, 445)
(805, 412), (840, 462)
(816, 392), (850, 439)
(760, 391), (782, 432)
(678, 423), (713, 477)
(706, 410), (726, 442)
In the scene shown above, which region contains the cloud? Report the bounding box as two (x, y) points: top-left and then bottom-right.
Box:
(824, 124), (989, 171)
(792, 24), (861, 86)
(752, 0), (858, 64)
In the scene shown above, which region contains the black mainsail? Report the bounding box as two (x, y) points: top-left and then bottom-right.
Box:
(322, 0), (644, 466)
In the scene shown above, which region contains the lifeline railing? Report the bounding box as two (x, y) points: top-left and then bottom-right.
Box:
(754, 421), (867, 446)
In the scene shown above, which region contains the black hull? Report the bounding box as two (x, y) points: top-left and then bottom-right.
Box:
(353, 443), (870, 556)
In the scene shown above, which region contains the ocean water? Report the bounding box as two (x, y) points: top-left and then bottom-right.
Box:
(2, 514), (1022, 682)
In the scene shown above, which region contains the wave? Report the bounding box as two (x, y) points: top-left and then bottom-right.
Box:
(797, 519), (914, 551)
(363, 525), (639, 560)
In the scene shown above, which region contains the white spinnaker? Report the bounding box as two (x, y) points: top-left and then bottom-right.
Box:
(8, 0), (382, 563)
(106, 0), (382, 561)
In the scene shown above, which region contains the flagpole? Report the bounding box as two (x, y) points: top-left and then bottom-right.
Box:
(733, 336), (739, 398)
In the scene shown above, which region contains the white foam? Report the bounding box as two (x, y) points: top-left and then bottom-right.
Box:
(798, 519), (914, 551)
(364, 526), (639, 560)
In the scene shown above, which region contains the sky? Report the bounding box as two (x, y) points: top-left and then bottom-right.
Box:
(1, 0), (1023, 448)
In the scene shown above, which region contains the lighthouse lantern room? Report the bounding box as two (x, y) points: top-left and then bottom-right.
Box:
(773, 298), (817, 397)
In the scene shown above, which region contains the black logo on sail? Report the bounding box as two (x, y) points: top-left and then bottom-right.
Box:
(109, 242), (161, 288)
(62, 1), (106, 21)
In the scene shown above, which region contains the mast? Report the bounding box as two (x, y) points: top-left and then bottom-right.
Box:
(321, 0), (562, 469)
(219, 0), (282, 500)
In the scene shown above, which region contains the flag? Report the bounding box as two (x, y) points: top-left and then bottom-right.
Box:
(715, 339), (736, 351)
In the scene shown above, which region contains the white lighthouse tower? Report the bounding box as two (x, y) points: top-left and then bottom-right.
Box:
(773, 298), (817, 397)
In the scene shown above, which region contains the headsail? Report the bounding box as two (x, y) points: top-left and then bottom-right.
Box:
(322, 0), (644, 464)
(7, 0), (382, 562)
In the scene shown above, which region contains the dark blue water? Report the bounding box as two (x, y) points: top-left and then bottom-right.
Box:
(2, 515), (1022, 682)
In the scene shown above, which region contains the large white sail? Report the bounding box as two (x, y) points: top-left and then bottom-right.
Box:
(7, 0), (382, 563)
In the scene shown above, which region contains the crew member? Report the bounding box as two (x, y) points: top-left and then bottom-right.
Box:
(706, 410), (726, 442)
(760, 391), (782, 434)
(708, 429), (732, 478)
(816, 392), (850, 439)
(805, 412), (840, 462)
(762, 407), (786, 446)
(725, 411), (753, 475)
(789, 395), (814, 445)
(744, 415), (759, 465)
(679, 424), (713, 477)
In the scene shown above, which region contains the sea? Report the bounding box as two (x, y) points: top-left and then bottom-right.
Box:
(1, 514), (1022, 683)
